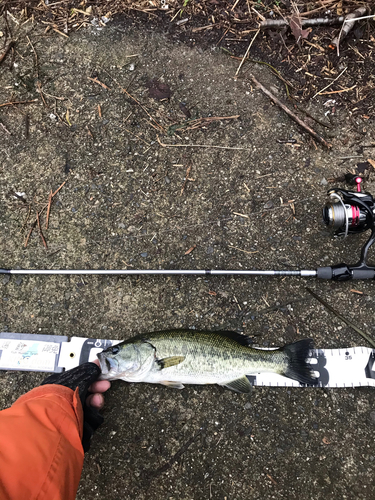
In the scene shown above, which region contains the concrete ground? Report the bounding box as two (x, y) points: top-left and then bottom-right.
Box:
(1, 14), (375, 500)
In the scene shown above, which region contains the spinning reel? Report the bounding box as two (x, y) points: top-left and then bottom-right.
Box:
(320, 174), (375, 281)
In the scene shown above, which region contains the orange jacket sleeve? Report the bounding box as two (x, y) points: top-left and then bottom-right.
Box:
(0, 384), (84, 500)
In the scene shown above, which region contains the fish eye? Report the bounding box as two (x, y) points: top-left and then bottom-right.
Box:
(112, 346), (120, 355)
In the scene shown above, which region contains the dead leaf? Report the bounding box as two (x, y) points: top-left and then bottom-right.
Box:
(66, 109), (71, 126)
(322, 437), (331, 445)
(185, 244), (196, 255)
(147, 79), (172, 100)
(289, 14), (310, 41)
(367, 159), (375, 169)
(208, 290), (217, 296)
(357, 161), (371, 174)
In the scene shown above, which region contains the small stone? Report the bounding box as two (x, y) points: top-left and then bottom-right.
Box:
(264, 200), (273, 209)
(140, 252), (148, 258)
(118, 223), (126, 229)
(206, 246), (214, 254)
(321, 178), (328, 185)
(165, 176), (171, 184)
(242, 426), (252, 436)
(244, 402), (251, 410)
(2, 275), (11, 285)
(15, 277), (23, 286)
(72, 208), (77, 213)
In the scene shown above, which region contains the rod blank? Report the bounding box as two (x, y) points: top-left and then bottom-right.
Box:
(0, 268), (317, 277)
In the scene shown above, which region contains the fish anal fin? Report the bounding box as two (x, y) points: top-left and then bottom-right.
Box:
(222, 375), (252, 393)
(159, 380), (185, 389)
(157, 356), (185, 369)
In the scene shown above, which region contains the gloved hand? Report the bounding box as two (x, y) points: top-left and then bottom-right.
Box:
(41, 362), (104, 452)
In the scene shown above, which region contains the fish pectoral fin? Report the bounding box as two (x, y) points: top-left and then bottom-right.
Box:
(157, 356), (185, 369)
(222, 376), (252, 393)
(159, 380), (185, 389)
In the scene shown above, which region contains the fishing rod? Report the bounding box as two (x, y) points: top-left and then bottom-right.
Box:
(2, 175), (375, 281)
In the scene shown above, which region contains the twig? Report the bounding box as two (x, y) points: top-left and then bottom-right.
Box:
(319, 85), (356, 95)
(259, 16), (345, 28)
(147, 425), (205, 479)
(300, 1), (338, 17)
(0, 99), (38, 108)
(293, 104), (331, 128)
(88, 77), (111, 90)
(101, 68), (164, 132)
(331, 7), (368, 52)
(157, 136), (252, 150)
(0, 120), (11, 135)
(124, 127), (150, 146)
(248, 74), (331, 148)
(46, 190), (52, 229)
(236, 58), (293, 96)
(185, 245), (196, 255)
(252, 6), (266, 21)
(25, 222), (36, 247)
(306, 287), (375, 348)
(52, 180), (67, 197)
(235, 29), (260, 77)
(312, 67), (347, 98)
(36, 81), (47, 107)
(36, 211), (48, 249)
(52, 28), (69, 38)
(25, 114), (30, 139)
(26, 35), (38, 79)
(25, 180), (67, 247)
(0, 40), (15, 66)
(20, 204), (31, 234)
(229, 245), (258, 255)
(169, 115), (240, 133)
(181, 165), (192, 195)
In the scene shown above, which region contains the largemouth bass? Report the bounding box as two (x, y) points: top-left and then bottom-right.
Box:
(97, 330), (317, 393)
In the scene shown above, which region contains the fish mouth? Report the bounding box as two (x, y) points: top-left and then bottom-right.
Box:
(97, 352), (117, 377)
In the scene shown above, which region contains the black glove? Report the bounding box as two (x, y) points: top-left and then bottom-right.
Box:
(41, 363), (104, 452)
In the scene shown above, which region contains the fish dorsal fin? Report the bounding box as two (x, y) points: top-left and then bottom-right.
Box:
(216, 331), (253, 346)
(157, 356), (185, 369)
(222, 376), (252, 393)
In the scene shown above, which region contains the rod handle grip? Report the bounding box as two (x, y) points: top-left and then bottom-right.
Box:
(316, 267), (333, 280)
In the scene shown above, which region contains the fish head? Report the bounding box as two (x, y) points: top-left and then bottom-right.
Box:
(97, 340), (155, 381)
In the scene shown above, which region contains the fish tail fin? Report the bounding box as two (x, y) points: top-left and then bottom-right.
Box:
(281, 339), (318, 385)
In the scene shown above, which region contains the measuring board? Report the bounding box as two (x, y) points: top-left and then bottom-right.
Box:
(0, 332), (374, 388)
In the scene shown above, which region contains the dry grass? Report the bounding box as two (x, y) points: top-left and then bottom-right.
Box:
(0, 0), (370, 36)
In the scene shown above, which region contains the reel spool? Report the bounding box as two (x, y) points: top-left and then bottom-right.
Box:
(322, 176), (375, 238)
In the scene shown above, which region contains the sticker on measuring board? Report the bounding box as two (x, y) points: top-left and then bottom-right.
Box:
(0, 333), (67, 373)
